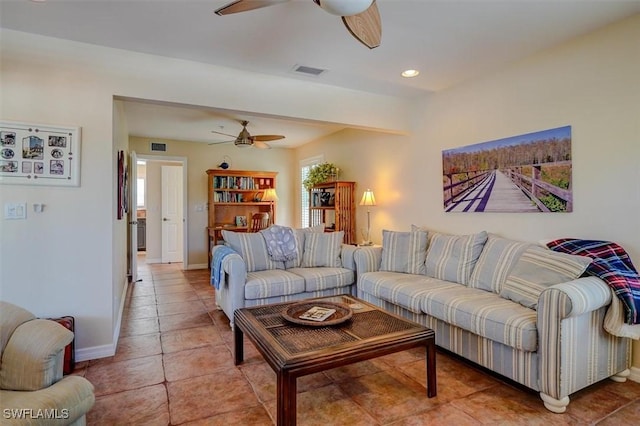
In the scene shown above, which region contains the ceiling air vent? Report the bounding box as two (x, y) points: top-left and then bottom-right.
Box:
(150, 142), (167, 152)
(292, 64), (327, 77)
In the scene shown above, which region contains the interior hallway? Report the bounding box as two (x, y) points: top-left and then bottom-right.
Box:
(73, 258), (640, 424)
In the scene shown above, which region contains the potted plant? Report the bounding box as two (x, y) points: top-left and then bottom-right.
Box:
(303, 162), (339, 190)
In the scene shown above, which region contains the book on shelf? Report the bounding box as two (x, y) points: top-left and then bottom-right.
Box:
(298, 306), (336, 322)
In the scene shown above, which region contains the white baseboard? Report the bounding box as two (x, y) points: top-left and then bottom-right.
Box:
(186, 263), (208, 270)
(629, 366), (640, 383)
(75, 277), (128, 362)
(76, 344), (115, 362)
(145, 257), (162, 264)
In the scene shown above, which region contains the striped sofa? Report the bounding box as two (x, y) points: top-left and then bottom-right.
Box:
(212, 228), (357, 329)
(354, 230), (631, 413)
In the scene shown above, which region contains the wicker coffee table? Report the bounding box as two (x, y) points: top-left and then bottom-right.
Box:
(234, 295), (436, 426)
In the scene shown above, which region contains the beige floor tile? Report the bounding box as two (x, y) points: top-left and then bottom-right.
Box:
(181, 405), (273, 425)
(87, 384), (170, 425)
(597, 400), (640, 425)
(338, 368), (441, 424)
(158, 311), (214, 332)
(153, 277), (188, 286)
(86, 355), (165, 397)
(120, 317), (159, 337)
(161, 324), (223, 353)
(157, 299), (206, 317)
(155, 283), (193, 295)
(163, 344), (234, 382)
(156, 290), (200, 304)
(128, 294), (157, 307)
(122, 303), (158, 320)
(167, 370), (260, 424)
(113, 333), (162, 362)
(390, 403), (481, 426)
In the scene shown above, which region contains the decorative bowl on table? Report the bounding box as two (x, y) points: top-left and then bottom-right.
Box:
(282, 301), (353, 326)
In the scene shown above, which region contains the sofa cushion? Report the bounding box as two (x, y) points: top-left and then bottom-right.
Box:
(500, 246), (592, 309)
(359, 271), (458, 314)
(468, 234), (532, 293)
(301, 231), (344, 268)
(380, 230), (428, 275)
(244, 270), (305, 300)
(285, 224), (326, 269)
(425, 231), (488, 285)
(287, 267), (354, 292)
(222, 230), (282, 272)
(421, 285), (538, 352)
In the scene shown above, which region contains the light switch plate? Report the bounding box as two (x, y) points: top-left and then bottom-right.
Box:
(4, 202), (27, 219)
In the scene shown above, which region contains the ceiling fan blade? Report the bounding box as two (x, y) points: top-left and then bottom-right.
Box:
(251, 135), (285, 142)
(211, 129), (238, 138)
(254, 141), (271, 149)
(215, 0), (289, 16)
(208, 140), (234, 145)
(342, 0), (381, 49)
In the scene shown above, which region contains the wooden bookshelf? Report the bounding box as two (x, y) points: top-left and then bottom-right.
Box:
(206, 169), (277, 254)
(309, 181), (356, 244)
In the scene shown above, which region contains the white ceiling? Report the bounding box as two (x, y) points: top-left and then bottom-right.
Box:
(2, 0), (639, 147)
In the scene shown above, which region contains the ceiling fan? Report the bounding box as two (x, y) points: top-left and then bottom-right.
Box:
(209, 120), (285, 149)
(214, 0), (382, 49)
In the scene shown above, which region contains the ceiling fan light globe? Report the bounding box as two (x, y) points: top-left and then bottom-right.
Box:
(319, 0), (373, 16)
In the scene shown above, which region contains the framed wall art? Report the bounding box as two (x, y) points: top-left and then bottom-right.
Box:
(0, 120), (81, 187)
(442, 125), (573, 213)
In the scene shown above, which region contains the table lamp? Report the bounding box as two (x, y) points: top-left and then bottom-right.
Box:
(359, 189), (376, 245)
(262, 188), (278, 225)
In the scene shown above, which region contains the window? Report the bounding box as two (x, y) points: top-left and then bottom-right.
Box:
(300, 155), (324, 227)
(137, 178), (145, 208)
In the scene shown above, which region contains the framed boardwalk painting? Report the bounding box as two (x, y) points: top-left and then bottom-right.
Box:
(442, 126), (572, 213)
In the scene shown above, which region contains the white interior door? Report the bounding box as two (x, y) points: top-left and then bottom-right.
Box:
(128, 151), (138, 281)
(161, 165), (183, 263)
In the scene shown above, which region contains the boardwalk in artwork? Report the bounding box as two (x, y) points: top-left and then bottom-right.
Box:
(446, 170), (541, 213)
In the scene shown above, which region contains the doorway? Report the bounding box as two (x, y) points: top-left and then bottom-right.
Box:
(134, 154), (187, 267)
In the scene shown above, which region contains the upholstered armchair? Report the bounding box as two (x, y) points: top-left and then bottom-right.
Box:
(0, 301), (95, 425)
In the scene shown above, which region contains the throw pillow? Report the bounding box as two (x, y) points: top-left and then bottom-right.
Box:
(221, 230), (282, 272)
(500, 246), (592, 309)
(468, 234), (532, 293)
(301, 231), (344, 268)
(425, 231), (488, 285)
(380, 230), (428, 275)
(285, 224), (325, 269)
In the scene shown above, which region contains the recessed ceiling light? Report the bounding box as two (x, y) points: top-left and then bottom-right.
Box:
(401, 69), (420, 78)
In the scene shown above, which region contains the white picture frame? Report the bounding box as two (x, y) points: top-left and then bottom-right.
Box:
(0, 120), (81, 187)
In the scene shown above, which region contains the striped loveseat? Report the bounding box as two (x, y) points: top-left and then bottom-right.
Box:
(354, 230), (631, 413)
(212, 227), (357, 329)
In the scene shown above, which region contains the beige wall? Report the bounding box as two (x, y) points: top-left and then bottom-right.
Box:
(297, 15), (640, 261)
(296, 15), (640, 375)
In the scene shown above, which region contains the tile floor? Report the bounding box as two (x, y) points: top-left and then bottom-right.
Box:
(75, 258), (640, 425)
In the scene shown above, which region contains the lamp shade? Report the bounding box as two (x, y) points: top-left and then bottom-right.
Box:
(262, 188), (279, 202)
(359, 189), (376, 206)
(318, 0), (373, 16)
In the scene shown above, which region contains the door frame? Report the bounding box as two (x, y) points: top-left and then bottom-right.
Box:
(135, 154), (189, 268)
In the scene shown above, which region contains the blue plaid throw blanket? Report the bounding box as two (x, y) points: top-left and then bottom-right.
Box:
(211, 245), (236, 290)
(547, 239), (640, 325)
